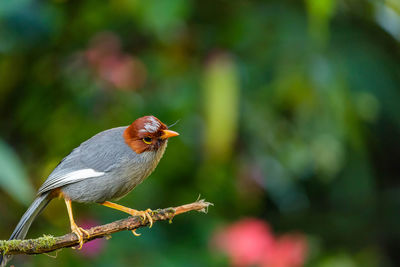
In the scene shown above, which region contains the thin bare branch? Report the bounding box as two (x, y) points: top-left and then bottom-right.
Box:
(0, 199), (213, 255)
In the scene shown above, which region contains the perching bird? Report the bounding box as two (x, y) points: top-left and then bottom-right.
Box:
(0, 116), (179, 266)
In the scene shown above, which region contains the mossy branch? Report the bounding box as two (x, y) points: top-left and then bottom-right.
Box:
(0, 199), (212, 255)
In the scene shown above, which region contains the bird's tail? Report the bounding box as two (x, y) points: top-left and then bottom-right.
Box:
(0, 192), (51, 267)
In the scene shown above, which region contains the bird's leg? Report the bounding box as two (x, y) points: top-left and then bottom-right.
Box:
(100, 201), (154, 235)
(64, 198), (89, 249)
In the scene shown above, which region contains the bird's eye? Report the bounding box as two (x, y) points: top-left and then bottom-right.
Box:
(142, 137), (152, 144)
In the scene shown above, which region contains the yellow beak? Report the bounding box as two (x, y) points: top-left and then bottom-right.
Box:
(161, 129), (179, 139)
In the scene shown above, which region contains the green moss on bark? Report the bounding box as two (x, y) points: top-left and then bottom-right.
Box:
(0, 235), (56, 254)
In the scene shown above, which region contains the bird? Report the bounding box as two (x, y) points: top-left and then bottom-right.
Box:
(0, 115), (179, 266)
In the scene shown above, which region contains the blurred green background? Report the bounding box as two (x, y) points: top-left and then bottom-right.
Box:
(1, 0), (400, 266)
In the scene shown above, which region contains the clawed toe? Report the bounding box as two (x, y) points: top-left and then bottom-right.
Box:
(132, 229), (141, 236)
(80, 227), (90, 238)
(141, 209), (154, 228)
(129, 209), (153, 237)
(130, 209), (153, 228)
(71, 226), (89, 249)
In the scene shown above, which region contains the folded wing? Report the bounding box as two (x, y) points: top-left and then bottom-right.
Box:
(37, 126), (130, 195)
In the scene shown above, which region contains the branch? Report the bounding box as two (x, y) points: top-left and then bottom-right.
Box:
(0, 199), (213, 255)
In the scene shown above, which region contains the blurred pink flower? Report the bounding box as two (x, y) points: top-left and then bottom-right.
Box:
(85, 32), (147, 90)
(77, 218), (106, 258)
(212, 218), (308, 267)
(261, 234), (308, 267)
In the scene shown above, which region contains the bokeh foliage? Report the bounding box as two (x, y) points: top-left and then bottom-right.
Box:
(0, 0), (400, 266)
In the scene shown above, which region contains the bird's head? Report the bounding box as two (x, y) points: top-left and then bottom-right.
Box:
(123, 116), (179, 154)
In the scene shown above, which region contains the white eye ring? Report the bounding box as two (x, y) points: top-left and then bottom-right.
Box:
(142, 137), (152, 144)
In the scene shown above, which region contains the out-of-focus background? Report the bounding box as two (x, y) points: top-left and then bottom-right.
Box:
(0, 0), (400, 266)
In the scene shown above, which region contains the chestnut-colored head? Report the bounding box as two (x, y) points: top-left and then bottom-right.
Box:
(123, 116), (179, 154)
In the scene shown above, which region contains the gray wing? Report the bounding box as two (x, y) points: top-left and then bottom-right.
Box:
(37, 126), (132, 195)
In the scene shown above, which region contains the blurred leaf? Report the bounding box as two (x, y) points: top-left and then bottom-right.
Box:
(318, 253), (357, 267)
(305, 0), (336, 44)
(203, 53), (239, 162)
(134, 0), (191, 41)
(0, 139), (34, 205)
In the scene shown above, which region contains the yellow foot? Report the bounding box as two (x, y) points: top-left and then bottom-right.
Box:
(71, 225), (90, 250)
(130, 209), (154, 228)
(100, 202), (155, 229)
